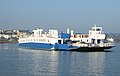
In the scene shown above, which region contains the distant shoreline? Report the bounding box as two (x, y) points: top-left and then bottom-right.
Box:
(0, 38), (18, 43)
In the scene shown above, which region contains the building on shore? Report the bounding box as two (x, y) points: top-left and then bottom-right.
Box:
(0, 29), (31, 43)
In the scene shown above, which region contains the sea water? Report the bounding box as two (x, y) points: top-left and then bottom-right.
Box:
(0, 43), (120, 76)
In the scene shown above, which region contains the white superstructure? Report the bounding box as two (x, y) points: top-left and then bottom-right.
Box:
(70, 24), (114, 47)
(18, 28), (63, 44)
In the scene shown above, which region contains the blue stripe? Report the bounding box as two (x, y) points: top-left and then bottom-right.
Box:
(19, 42), (53, 49)
(54, 44), (79, 50)
(19, 42), (79, 50)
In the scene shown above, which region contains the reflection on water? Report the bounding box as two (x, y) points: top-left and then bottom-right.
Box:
(18, 48), (106, 76)
(0, 44), (120, 76)
(0, 43), (18, 50)
(17, 48), (59, 76)
(57, 51), (72, 76)
(88, 52), (105, 76)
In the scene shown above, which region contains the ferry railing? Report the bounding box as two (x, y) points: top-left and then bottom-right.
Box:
(72, 41), (114, 47)
(98, 42), (114, 47)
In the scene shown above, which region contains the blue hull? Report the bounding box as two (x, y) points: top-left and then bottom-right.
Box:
(53, 44), (78, 51)
(19, 42), (78, 51)
(19, 43), (113, 51)
(19, 43), (53, 50)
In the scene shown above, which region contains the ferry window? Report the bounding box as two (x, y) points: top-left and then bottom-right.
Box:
(82, 35), (83, 38)
(87, 39), (88, 42)
(92, 39), (95, 44)
(72, 41), (78, 43)
(97, 40), (100, 44)
(58, 40), (61, 44)
(96, 29), (101, 31)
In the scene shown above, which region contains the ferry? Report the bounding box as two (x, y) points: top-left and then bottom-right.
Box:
(18, 25), (114, 51)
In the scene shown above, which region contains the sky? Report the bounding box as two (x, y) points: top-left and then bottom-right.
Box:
(0, 0), (120, 33)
